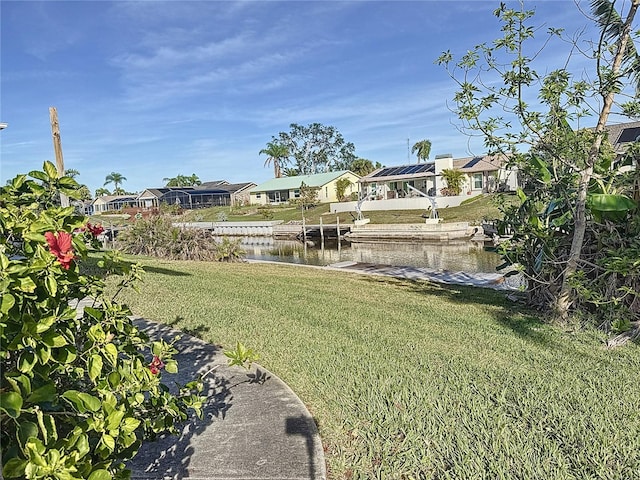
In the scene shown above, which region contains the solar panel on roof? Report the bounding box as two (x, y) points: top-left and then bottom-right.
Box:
(617, 127), (640, 143)
(463, 157), (483, 168)
(372, 164), (434, 177)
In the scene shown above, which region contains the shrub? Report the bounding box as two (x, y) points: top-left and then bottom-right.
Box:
(0, 163), (204, 479)
(257, 205), (273, 219)
(215, 237), (246, 263)
(118, 216), (219, 261)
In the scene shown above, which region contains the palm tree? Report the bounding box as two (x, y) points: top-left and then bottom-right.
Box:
(163, 173), (202, 187)
(95, 187), (111, 197)
(411, 139), (432, 164)
(64, 168), (80, 179)
(104, 172), (127, 192)
(259, 141), (289, 178)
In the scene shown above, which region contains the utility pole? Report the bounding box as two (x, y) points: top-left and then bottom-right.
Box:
(407, 137), (410, 163)
(49, 107), (69, 207)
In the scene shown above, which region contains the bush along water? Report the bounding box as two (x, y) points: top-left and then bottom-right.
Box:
(117, 215), (245, 262)
(0, 162), (206, 479)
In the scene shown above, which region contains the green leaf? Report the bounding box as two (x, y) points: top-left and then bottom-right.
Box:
(588, 193), (637, 212)
(100, 433), (115, 453)
(62, 390), (86, 413)
(18, 351), (37, 374)
(54, 346), (77, 364)
(36, 408), (57, 444)
(42, 331), (68, 348)
(78, 393), (101, 412)
(88, 469), (112, 480)
(88, 354), (103, 382)
(1, 293), (16, 314)
(0, 391), (23, 418)
(121, 417), (141, 434)
(164, 360), (178, 374)
(36, 315), (56, 334)
(104, 343), (118, 366)
(106, 409), (125, 431)
(18, 421), (40, 448)
(529, 155), (551, 183)
(22, 232), (46, 242)
(28, 170), (49, 182)
(75, 434), (90, 458)
(43, 161), (59, 179)
(2, 458), (27, 478)
(27, 383), (56, 403)
(44, 275), (57, 297)
(17, 276), (37, 293)
(35, 344), (52, 364)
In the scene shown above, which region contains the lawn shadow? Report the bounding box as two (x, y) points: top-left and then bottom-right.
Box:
(359, 274), (556, 347)
(166, 316), (211, 338)
(127, 318), (232, 479)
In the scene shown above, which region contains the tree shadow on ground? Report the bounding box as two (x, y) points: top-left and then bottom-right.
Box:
(127, 319), (232, 479)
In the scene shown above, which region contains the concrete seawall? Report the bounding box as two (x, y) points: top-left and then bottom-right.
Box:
(345, 222), (474, 242)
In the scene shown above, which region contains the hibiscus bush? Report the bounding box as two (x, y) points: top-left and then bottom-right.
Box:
(0, 162), (205, 479)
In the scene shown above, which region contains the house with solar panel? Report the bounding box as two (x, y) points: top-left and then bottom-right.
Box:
(359, 153), (517, 200)
(603, 120), (640, 172)
(249, 170), (360, 205)
(330, 153), (518, 215)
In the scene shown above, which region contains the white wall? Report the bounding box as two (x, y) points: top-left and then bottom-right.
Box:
(330, 192), (482, 213)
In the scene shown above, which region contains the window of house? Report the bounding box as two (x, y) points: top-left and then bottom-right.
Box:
(293, 189), (300, 198)
(256, 193), (261, 199)
(325, 186), (328, 197)
(473, 174), (483, 190)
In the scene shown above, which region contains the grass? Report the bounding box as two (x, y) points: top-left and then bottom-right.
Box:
(106, 257), (640, 479)
(178, 193), (508, 225)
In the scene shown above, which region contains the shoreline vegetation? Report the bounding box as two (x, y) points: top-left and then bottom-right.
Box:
(105, 257), (640, 479)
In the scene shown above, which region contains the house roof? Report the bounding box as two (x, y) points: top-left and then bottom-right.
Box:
(213, 182), (257, 194)
(360, 155), (507, 183)
(93, 195), (137, 205)
(199, 180), (229, 188)
(250, 171), (355, 192)
(361, 163), (435, 182)
(603, 120), (640, 149)
(452, 155), (507, 173)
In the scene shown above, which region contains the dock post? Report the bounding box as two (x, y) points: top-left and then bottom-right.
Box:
(336, 215), (341, 253)
(319, 217), (324, 248)
(301, 203), (306, 243)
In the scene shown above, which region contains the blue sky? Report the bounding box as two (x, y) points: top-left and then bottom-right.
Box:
(1, 1), (602, 194)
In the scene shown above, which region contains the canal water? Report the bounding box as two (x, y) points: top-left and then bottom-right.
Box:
(231, 237), (501, 274)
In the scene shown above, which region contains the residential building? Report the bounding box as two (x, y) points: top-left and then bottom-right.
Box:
(92, 195), (138, 214)
(249, 171), (360, 205)
(358, 153), (518, 200)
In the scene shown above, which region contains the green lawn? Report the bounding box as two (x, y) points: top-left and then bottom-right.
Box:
(107, 258), (640, 479)
(179, 193), (508, 225)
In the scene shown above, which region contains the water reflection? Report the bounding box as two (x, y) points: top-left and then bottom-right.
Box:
(227, 236), (500, 274)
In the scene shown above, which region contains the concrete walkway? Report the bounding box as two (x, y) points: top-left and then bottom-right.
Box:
(125, 319), (326, 480)
(325, 261), (522, 291)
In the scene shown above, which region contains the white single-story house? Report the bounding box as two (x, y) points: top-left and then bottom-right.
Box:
(249, 171), (360, 205)
(331, 154), (519, 214)
(358, 153), (518, 200)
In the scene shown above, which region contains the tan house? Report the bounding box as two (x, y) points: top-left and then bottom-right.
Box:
(249, 171), (360, 205)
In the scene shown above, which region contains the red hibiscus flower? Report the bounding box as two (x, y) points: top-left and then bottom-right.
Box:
(44, 231), (75, 270)
(86, 222), (104, 237)
(149, 355), (165, 375)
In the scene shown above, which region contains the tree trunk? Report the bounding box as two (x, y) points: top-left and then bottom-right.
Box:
(556, 0), (640, 319)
